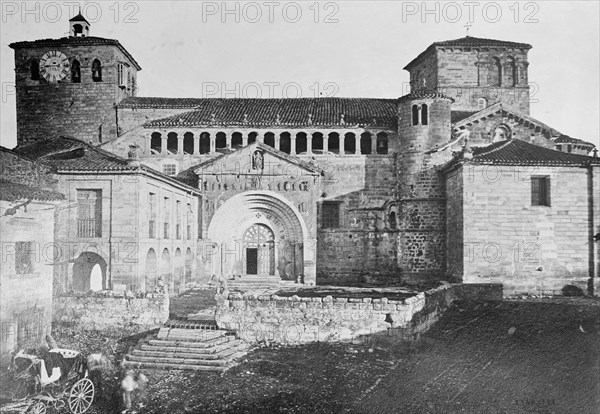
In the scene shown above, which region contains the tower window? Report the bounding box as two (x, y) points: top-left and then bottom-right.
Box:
(531, 176), (550, 207)
(389, 211), (397, 229)
(421, 104), (428, 125)
(30, 60), (40, 80)
(555, 145), (562, 152)
(493, 126), (510, 142)
(567, 144), (572, 153)
(71, 59), (81, 83)
(92, 59), (102, 82)
(376, 132), (388, 154)
(477, 98), (487, 110)
(491, 57), (502, 86)
(322, 202), (340, 229)
(411, 105), (419, 126)
(73, 24), (83, 36)
(117, 63), (128, 87)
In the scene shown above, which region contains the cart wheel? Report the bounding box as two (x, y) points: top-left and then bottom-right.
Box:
(67, 378), (95, 414)
(27, 401), (47, 414)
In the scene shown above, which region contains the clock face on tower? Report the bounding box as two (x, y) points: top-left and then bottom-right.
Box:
(39, 51), (70, 82)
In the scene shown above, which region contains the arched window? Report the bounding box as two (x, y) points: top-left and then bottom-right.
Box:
(248, 132), (257, 145)
(376, 132), (388, 154)
(150, 132), (162, 154)
(360, 132), (372, 154)
(421, 104), (428, 125)
(231, 132), (243, 148)
(279, 132), (291, 154)
(30, 60), (40, 80)
(412, 105), (419, 126)
(344, 132), (356, 154)
(199, 132), (210, 154)
(215, 132), (226, 150)
(493, 125), (510, 142)
(73, 24), (83, 36)
(183, 132), (194, 154)
(264, 132), (275, 148)
(328, 132), (340, 154)
(296, 132), (307, 154)
(91, 59), (102, 82)
(510, 58), (518, 86)
(71, 59), (81, 83)
(167, 132), (178, 154)
(477, 98), (487, 110)
(312, 132), (324, 153)
(490, 57), (502, 86)
(389, 211), (397, 229)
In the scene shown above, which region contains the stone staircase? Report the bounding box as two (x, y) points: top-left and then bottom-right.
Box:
(123, 325), (250, 372)
(225, 275), (281, 288)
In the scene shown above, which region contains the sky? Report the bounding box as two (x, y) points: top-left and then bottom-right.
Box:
(1, 1), (599, 149)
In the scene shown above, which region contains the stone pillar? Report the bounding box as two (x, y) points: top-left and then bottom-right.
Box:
(290, 135), (297, 155)
(161, 135), (168, 154)
(371, 134), (377, 154)
(242, 134), (248, 147)
(210, 134), (216, 154)
(307, 133), (313, 155)
(146, 133), (151, 155)
(177, 135), (184, 154)
(355, 134), (360, 155)
(323, 134), (329, 154)
(193, 133), (199, 155)
(226, 134), (232, 149)
(275, 135), (281, 151)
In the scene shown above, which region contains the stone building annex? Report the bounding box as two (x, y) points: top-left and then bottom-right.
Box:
(3, 11), (600, 334)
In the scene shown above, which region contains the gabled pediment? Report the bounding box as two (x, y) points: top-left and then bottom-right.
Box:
(192, 142), (322, 176)
(452, 102), (561, 138)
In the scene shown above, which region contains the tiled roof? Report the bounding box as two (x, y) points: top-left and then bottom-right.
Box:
(69, 13), (89, 23)
(405, 36), (531, 70)
(451, 110), (478, 124)
(554, 134), (595, 147)
(398, 88), (455, 103)
(469, 139), (600, 166)
(123, 97), (398, 129)
(9, 37), (141, 70)
(0, 179), (64, 202)
(12, 137), (199, 192)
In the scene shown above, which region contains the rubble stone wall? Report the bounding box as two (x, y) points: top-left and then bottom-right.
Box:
(52, 293), (169, 336)
(216, 283), (502, 344)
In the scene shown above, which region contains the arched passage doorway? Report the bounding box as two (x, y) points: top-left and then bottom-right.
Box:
(72, 252), (107, 292)
(145, 248), (157, 292)
(174, 248), (183, 293)
(185, 248), (193, 284)
(161, 248), (172, 292)
(207, 191), (312, 282)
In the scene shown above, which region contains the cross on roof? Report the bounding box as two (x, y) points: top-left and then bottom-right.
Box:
(464, 22), (472, 36)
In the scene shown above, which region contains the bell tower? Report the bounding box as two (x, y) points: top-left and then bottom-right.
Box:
(9, 13), (141, 146)
(69, 10), (90, 37)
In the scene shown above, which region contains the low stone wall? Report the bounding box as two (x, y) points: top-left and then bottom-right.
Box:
(216, 283), (502, 344)
(52, 292), (169, 337)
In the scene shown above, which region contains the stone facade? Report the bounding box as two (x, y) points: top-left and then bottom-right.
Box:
(445, 163), (600, 296)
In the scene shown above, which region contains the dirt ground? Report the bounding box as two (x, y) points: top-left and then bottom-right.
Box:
(2, 295), (598, 414)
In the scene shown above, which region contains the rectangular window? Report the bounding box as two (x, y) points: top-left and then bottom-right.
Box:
(117, 63), (128, 87)
(15, 242), (35, 274)
(531, 177), (551, 207)
(149, 192), (156, 238)
(176, 200), (181, 239)
(163, 197), (170, 239)
(77, 189), (102, 237)
(162, 164), (177, 176)
(322, 202), (340, 228)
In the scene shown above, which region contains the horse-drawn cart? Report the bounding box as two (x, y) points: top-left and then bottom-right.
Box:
(5, 347), (95, 414)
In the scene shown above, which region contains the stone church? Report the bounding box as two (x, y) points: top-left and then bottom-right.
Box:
(7, 14), (600, 297)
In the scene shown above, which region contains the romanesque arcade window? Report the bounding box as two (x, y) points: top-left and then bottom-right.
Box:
(71, 59), (81, 83)
(30, 60), (40, 80)
(421, 104), (428, 125)
(91, 59), (102, 82)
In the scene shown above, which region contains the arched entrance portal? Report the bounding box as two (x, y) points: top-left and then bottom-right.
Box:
(207, 191), (314, 283)
(243, 224), (275, 276)
(145, 248), (157, 292)
(72, 252), (107, 292)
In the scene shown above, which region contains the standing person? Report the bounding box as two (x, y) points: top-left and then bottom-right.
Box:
(87, 353), (109, 402)
(120, 370), (136, 413)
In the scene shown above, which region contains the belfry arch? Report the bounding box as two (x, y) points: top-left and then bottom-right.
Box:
(207, 191), (313, 283)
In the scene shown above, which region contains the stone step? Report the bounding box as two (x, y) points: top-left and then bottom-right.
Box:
(122, 361), (231, 372)
(140, 338), (244, 354)
(156, 327), (227, 341)
(147, 335), (235, 349)
(125, 351), (248, 367)
(164, 318), (217, 328)
(132, 343), (249, 360)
